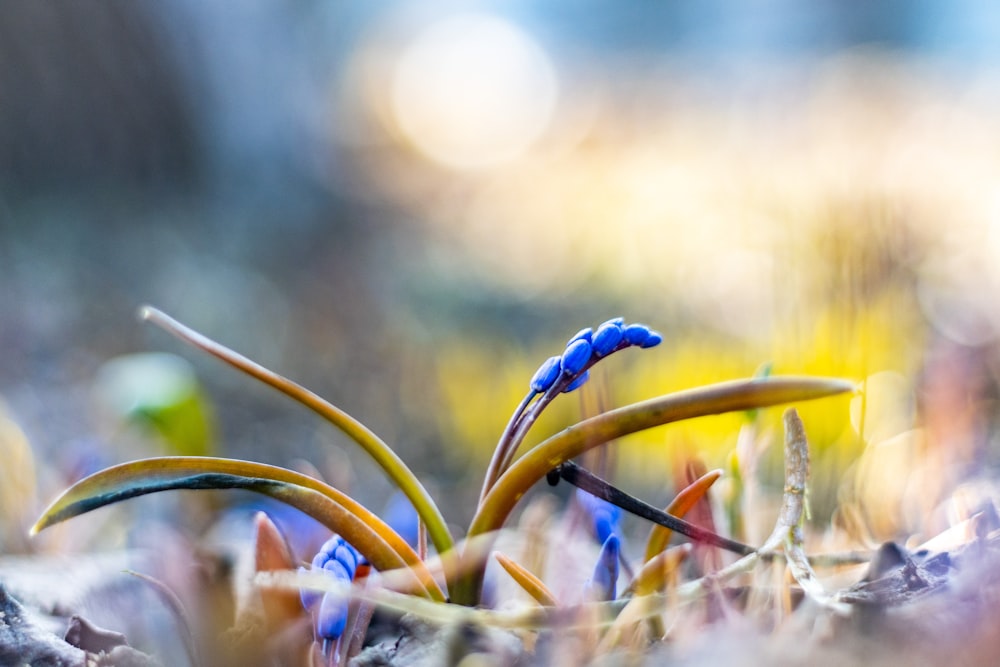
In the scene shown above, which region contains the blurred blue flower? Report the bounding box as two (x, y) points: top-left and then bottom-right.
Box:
(301, 535), (360, 644)
(298, 566), (321, 610)
(316, 586), (349, 640)
(576, 488), (621, 543)
(584, 535), (620, 601)
(383, 491), (420, 549)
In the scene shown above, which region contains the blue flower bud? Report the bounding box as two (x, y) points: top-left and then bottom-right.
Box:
(591, 322), (624, 357)
(594, 514), (616, 545)
(298, 566), (322, 610)
(562, 370), (590, 393)
(585, 535), (620, 601)
(323, 559), (351, 580)
(567, 327), (593, 346)
(561, 338), (592, 375)
(302, 534), (362, 641)
(622, 323), (652, 346)
(383, 492), (420, 549)
(529, 356), (562, 393)
(334, 544), (358, 579)
(319, 535), (343, 558)
(639, 330), (663, 348)
(576, 489), (622, 543)
(316, 590), (349, 640)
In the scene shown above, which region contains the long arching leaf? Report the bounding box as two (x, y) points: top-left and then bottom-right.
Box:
(139, 307), (455, 561)
(454, 375), (854, 605)
(31, 457), (445, 601)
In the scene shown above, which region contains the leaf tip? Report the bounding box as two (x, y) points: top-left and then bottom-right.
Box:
(137, 304), (156, 321)
(27, 516), (47, 537)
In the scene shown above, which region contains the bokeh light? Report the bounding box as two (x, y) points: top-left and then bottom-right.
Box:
(389, 13), (558, 169)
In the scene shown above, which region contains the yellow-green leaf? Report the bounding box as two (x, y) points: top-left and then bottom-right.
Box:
(30, 456), (444, 601)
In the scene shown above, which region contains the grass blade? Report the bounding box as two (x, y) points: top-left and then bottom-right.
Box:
(493, 551), (559, 606)
(643, 469), (722, 562)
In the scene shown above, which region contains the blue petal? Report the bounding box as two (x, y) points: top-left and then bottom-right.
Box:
(585, 535), (620, 601)
(529, 356), (562, 393)
(576, 489), (622, 542)
(639, 330), (663, 348)
(561, 338), (592, 375)
(567, 327), (593, 346)
(320, 535), (343, 557)
(622, 324), (652, 346)
(311, 550), (330, 569)
(298, 566), (322, 610)
(383, 492), (420, 548)
(334, 544), (358, 579)
(591, 322), (624, 357)
(316, 590), (349, 640)
(562, 370), (590, 393)
(323, 559), (351, 580)
(594, 515), (616, 545)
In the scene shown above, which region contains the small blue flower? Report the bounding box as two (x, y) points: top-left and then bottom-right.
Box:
(591, 320), (624, 357)
(529, 356), (562, 393)
(316, 589), (349, 640)
(302, 535), (362, 643)
(562, 370), (590, 393)
(584, 535), (620, 601)
(561, 338), (593, 375)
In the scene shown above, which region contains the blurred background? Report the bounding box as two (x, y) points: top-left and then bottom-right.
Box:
(2, 1), (1000, 556)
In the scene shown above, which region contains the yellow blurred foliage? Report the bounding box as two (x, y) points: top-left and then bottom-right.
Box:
(0, 401), (37, 551)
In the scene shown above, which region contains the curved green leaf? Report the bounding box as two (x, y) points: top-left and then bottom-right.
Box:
(139, 306), (455, 561)
(31, 457), (445, 601)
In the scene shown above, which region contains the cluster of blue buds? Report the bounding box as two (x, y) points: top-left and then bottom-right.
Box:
(299, 535), (362, 648)
(529, 318), (662, 395)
